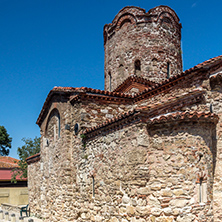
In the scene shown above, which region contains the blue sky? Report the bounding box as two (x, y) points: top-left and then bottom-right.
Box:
(0, 0), (221, 159)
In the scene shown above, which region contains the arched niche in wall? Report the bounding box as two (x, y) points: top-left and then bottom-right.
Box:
(45, 108), (61, 142)
(157, 12), (176, 31)
(150, 58), (158, 73)
(118, 64), (124, 78)
(134, 59), (141, 76)
(116, 13), (136, 31)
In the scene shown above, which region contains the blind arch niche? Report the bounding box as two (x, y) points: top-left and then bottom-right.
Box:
(45, 108), (61, 142)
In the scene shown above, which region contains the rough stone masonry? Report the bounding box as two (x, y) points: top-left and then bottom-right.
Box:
(27, 5), (222, 222)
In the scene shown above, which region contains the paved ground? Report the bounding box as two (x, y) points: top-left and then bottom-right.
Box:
(0, 206), (43, 222)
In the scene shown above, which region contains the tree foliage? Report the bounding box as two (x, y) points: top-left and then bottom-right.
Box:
(11, 137), (40, 183)
(0, 125), (12, 156)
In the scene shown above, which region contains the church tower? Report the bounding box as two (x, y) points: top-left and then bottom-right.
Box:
(104, 6), (182, 91)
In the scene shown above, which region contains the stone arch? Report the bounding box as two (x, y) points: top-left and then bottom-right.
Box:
(45, 108), (61, 141)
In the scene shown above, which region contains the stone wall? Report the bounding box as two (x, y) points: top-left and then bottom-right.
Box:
(80, 100), (132, 129)
(69, 119), (215, 222)
(27, 4), (222, 220)
(208, 78), (222, 221)
(28, 159), (41, 217)
(27, 73), (222, 221)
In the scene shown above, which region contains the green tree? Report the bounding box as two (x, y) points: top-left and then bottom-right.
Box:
(11, 137), (40, 183)
(0, 125), (12, 156)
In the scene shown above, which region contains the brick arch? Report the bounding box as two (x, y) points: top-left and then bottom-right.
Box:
(148, 5), (180, 24)
(196, 171), (207, 184)
(157, 12), (176, 29)
(116, 13), (136, 31)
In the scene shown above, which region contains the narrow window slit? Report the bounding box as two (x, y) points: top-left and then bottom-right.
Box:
(92, 176), (95, 197)
(199, 177), (203, 203)
(167, 62), (170, 79)
(135, 60), (141, 70)
(108, 72), (112, 91)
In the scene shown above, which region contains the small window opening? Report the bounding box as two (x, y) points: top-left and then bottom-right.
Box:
(199, 177), (203, 203)
(167, 62), (170, 79)
(135, 60), (141, 72)
(108, 72), (112, 91)
(92, 176), (95, 197)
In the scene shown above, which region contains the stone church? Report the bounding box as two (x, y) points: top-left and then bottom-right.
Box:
(27, 5), (222, 222)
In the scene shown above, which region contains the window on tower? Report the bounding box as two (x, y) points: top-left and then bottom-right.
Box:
(134, 60), (141, 75)
(167, 62), (170, 79)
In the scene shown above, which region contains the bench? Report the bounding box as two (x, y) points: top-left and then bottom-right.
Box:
(20, 204), (30, 217)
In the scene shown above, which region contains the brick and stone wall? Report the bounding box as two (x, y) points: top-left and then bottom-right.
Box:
(104, 6), (182, 91)
(27, 5), (222, 222)
(75, 120), (215, 221)
(28, 115), (216, 221)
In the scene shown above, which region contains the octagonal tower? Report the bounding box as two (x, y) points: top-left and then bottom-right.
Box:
(104, 6), (182, 91)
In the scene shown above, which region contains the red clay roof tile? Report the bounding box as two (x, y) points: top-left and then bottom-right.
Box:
(36, 55), (222, 126)
(0, 156), (19, 168)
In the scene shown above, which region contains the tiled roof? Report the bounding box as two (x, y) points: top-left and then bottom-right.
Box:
(84, 88), (205, 136)
(147, 111), (219, 125)
(36, 86), (134, 126)
(134, 55), (222, 101)
(83, 89), (208, 137)
(26, 153), (40, 165)
(0, 157), (27, 181)
(84, 109), (219, 139)
(36, 55), (222, 126)
(0, 156), (19, 168)
(84, 109), (139, 135)
(113, 75), (156, 93)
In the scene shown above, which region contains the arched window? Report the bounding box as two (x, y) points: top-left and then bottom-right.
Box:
(45, 109), (61, 141)
(134, 60), (141, 75)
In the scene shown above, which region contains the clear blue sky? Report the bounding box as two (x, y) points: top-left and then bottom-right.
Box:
(0, 0), (221, 159)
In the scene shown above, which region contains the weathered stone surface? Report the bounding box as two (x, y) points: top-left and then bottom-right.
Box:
(104, 6), (182, 91)
(27, 4), (222, 222)
(170, 199), (188, 208)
